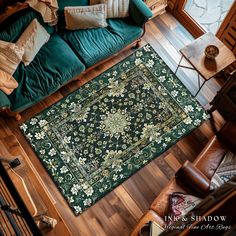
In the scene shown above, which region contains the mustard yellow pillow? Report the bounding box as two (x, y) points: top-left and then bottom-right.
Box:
(64, 4), (108, 30)
(90, 0), (129, 18)
(0, 69), (18, 95)
(0, 40), (24, 75)
(16, 19), (50, 66)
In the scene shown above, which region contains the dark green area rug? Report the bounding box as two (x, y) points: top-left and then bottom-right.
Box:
(20, 44), (208, 215)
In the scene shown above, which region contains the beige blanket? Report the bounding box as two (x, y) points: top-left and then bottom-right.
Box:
(26, 0), (58, 25)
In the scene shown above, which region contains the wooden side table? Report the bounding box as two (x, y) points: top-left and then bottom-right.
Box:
(144, 0), (167, 18)
(175, 32), (236, 97)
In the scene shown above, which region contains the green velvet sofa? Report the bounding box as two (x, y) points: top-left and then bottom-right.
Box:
(0, 0), (152, 120)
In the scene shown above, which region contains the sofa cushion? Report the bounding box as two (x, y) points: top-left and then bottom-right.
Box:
(60, 18), (143, 67)
(0, 10), (54, 43)
(107, 18), (142, 46)
(9, 34), (85, 112)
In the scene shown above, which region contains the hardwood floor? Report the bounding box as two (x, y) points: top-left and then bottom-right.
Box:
(0, 12), (225, 236)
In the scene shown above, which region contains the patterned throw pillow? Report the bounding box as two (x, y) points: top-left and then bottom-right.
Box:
(0, 40), (24, 75)
(64, 4), (108, 30)
(168, 192), (202, 224)
(16, 19), (50, 66)
(0, 69), (18, 95)
(210, 151), (236, 190)
(90, 0), (129, 18)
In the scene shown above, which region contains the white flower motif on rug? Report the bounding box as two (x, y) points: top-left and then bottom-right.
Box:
(20, 44), (208, 215)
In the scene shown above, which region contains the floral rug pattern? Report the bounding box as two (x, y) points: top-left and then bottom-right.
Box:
(20, 44), (208, 215)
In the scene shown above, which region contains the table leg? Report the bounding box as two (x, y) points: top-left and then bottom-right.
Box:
(175, 55), (183, 74)
(198, 73), (201, 90)
(194, 75), (206, 97)
(175, 55), (208, 98)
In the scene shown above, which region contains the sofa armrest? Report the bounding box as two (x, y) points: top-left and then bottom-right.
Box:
(193, 136), (227, 179)
(175, 160), (211, 197)
(0, 90), (11, 109)
(129, 0), (153, 27)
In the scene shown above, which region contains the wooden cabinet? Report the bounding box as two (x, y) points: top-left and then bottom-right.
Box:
(210, 74), (236, 121)
(144, 0), (167, 18)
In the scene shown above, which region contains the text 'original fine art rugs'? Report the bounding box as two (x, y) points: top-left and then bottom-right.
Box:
(20, 44), (208, 215)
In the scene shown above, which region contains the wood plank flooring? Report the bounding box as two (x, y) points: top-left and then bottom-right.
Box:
(0, 12), (225, 236)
